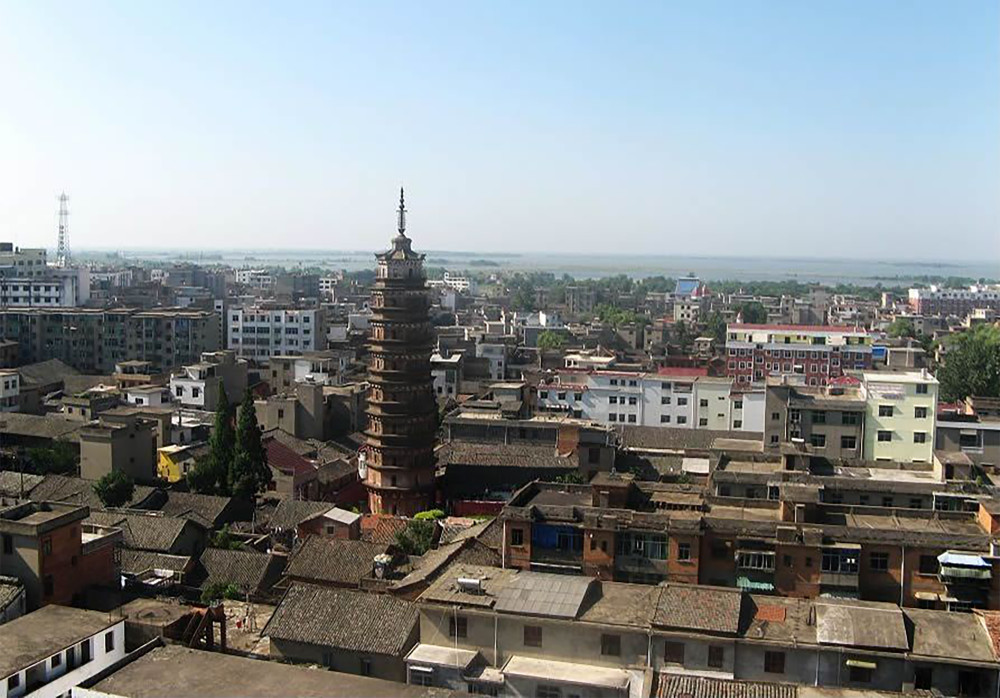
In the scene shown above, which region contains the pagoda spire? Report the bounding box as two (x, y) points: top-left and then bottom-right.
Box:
(397, 187), (407, 236)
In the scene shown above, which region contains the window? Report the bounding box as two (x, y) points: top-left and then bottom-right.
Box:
(849, 665), (873, 683)
(574, 393), (582, 402)
(105, 631), (115, 652)
(536, 686), (562, 698)
(524, 625), (542, 647)
(783, 554), (793, 567)
(192, 387), (200, 398)
(764, 651), (785, 674)
(51, 652), (62, 667)
(601, 634), (621, 656)
(916, 383), (928, 394)
(511, 528), (524, 546)
(842, 412), (859, 425)
(913, 432), (927, 444)
(410, 670), (433, 687)
(81, 639), (92, 663)
(7, 675), (19, 690)
(1, 534), (11, 555)
(914, 667), (932, 690)
(175, 386), (183, 397)
(734, 400), (743, 410)
(918, 555), (938, 575)
(43, 574), (54, 596)
(707, 645), (725, 669)
(539, 390), (548, 399)
(700, 399), (709, 407)
(841, 435), (857, 450)
(677, 397), (688, 406)
(810, 433), (826, 448)
(734, 420), (742, 429)
(914, 406), (927, 419)
(277, 408), (285, 419)
(878, 405), (893, 417)
(360, 658), (371, 677)
(663, 641), (685, 664)
(870, 552), (889, 571)
(557, 392), (566, 401)
(676, 416), (687, 424)
(822, 549), (859, 574)
(628, 415), (636, 423)
(771, 412), (780, 421)
(449, 616), (467, 638)
(660, 415), (671, 423)
(677, 543), (691, 561)
(609, 396), (617, 404)
(877, 430), (892, 442)
(609, 414), (617, 422)
(812, 411), (826, 424)
(699, 418), (708, 427)
(882, 496), (893, 507)
(628, 397), (637, 406)
(661, 396), (672, 405)
(628, 380), (638, 387)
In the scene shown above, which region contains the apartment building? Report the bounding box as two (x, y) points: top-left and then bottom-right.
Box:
(0, 502), (120, 610)
(233, 268), (273, 289)
(268, 349), (353, 390)
(169, 350), (248, 410)
(537, 368), (764, 432)
(409, 563), (999, 697)
(0, 267), (90, 308)
(763, 378), (866, 457)
(0, 605), (126, 698)
(0, 308), (220, 373)
(228, 305), (326, 362)
(499, 474), (1000, 613)
(908, 285), (1000, 316)
(726, 324), (875, 386)
(860, 371), (938, 463)
(0, 371), (19, 413)
(441, 271), (475, 293)
(0, 244), (48, 279)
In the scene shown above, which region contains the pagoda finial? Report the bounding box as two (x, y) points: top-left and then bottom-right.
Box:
(397, 187), (407, 236)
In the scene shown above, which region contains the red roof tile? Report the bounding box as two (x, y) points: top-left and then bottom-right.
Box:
(264, 437), (316, 476)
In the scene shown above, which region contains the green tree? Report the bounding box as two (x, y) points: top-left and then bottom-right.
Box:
(186, 456), (218, 495)
(937, 325), (1000, 402)
(229, 390), (270, 499)
(705, 311), (728, 345)
(208, 382), (236, 494)
(674, 320), (694, 352)
(887, 317), (917, 338)
(413, 509), (446, 521)
(210, 524), (245, 550)
(92, 471), (135, 508)
(200, 581), (242, 603)
(394, 518), (437, 555)
(738, 301), (768, 325)
(537, 330), (566, 351)
(25, 440), (78, 475)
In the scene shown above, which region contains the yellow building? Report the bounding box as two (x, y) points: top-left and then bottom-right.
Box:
(157, 444), (199, 483)
(861, 370), (938, 463)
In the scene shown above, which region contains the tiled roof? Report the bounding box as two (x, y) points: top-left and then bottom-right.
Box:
(285, 536), (388, 587)
(437, 442), (575, 469)
(87, 511), (198, 553)
(264, 436), (317, 477)
(0, 413), (85, 440)
(621, 426), (762, 451)
(268, 499), (332, 532)
(0, 471), (44, 498)
(361, 514), (410, 545)
(119, 549), (193, 576)
(654, 585), (744, 635)
(265, 582), (417, 656)
(30, 474), (156, 510)
(193, 547), (282, 595)
(17, 358), (79, 386)
(657, 675), (795, 698)
(149, 490), (238, 528)
(0, 575), (22, 613)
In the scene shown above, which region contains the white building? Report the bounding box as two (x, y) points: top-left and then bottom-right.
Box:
(0, 605), (126, 698)
(860, 370), (938, 463)
(0, 245), (47, 279)
(538, 368), (764, 432)
(125, 385), (171, 408)
(228, 306), (325, 362)
(0, 267), (90, 308)
(169, 351), (248, 410)
(476, 342), (507, 381)
(233, 268), (273, 290)
(431, 353), (463, 398)
(442, 271), (476, 293)
(0, 370), (19, 412)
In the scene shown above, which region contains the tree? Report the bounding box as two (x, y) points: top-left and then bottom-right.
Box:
(705, 311), (727, 345)
(93, 471), (135, 508)
(537, 330), (566, 351)
(937, 325), (1000, 402)
(210, 524), (245, 550)
(674, 321), (694, 352)
(186, 456), (218, 495)
(208, 382), (236, 494)
(887, 318), (917, 339)
(229, 389), (271, 499)
(25, 440), (78, 475)
(394, 518), (437, 555)
(738, 301), (768, 325)
(200, 581), (242, 603)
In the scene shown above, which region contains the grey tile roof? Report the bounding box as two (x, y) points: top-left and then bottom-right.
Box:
(194, 547), (282, 595)
(1, 413), (85, 440)
(815, 601), (908, 651)
(285, 536), (388, 587)
(268, 499), (334, 532)
(494, 572), (594, 620)
(437, 442), (576, 469)
(657, 675), (795, 698)
(151, 490), (238, 528)
(17, 359), (79, 386)
(0, 471), (44, 498)
(29, 474), (156, 510)
(654, 584), (744, 635)
(119, 549), (193, 576)
(87, 511), (199, 553)
(621, 425), (762, 451)
(265, 582), (417, 656)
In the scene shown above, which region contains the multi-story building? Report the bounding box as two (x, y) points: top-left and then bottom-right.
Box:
(0, 267), (90, 308)
(0, 370), (19, 412)
(441, 271), (475, 293)
(79, 414), (158, 483)
(233, 268), (273, 289)
(763, 377), (866, 457)
(565, 285), (596, 316)
(860, 370), (938, 463)
(537, 368), (764, 432)
(475, 342), (507, 381)
(908, 284), (1000, 316)
(228, 305), (326, 363)
(169, 350), (248, 410)
(726, 324), (875, 386)
(0, 501), (120, 609)
(0, 605), (126, 698)
(362, 191), (438, 516)
(268, 350), (353, 391)
(0, 308), (220, 373)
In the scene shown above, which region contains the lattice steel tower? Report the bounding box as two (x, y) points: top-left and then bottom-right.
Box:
(56, 192), (71, 267)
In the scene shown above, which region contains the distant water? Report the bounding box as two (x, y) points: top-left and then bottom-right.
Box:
(81, 248), (999, 287)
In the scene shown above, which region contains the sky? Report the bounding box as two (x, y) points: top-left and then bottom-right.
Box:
(0, 1), (997, 260)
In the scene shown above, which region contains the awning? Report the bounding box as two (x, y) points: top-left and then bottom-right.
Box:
(502, 655), (630, 690)
(940, 565), (992, 580)
(737, 576), (775, 592)
(845, 659), (877, 670)
(405, 644), (479, 670)
(938, 552), (990, 568)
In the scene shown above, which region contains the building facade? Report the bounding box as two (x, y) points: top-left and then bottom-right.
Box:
(363, 191), (438, 516)
(726, 324), (874, 386)
(228, 305), (326, 363)
(908, 285), (1000, 316)
(860, 371), (938, 463)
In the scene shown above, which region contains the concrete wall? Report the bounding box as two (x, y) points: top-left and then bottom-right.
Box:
(268, 636), (410, 682)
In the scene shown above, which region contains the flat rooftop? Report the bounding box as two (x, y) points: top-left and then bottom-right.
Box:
(0, 605), (118, 678)
(87, 645), (459, 698)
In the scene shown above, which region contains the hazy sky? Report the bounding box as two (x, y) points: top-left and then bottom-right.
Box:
(1, 1), (997, 260)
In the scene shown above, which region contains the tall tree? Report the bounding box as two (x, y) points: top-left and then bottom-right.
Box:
(207, 382), (236, 494)
(229, 389), (270, 499)
(937, 325), (1000, 402)
(93, 471), (134, 508)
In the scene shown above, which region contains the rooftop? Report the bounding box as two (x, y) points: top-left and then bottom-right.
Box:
(0, 605), (118, 678)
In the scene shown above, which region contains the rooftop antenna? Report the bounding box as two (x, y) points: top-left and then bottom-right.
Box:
(396, 187), (407, 236)
(56, 192), (71, 267)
